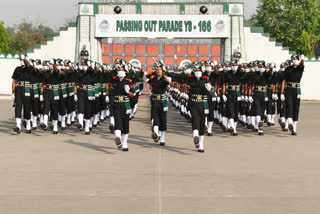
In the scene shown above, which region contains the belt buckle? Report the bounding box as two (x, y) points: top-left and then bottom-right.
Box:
(119, 96), (124, 101)
(197, 95), (202, 100)
(21, 82), (24, 86)
(232, 86), (235, 90)
(83, 85), (87, 89)
(157, 95), (161, 100)
(49, 85), (53, 89)
(292, 83), (296, 87)
(258, 86), (262, 90)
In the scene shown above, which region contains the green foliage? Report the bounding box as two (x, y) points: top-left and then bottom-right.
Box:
(3, 19), (57, 55)
(250, 0), (320, 57)
(0, 20), (9, 54)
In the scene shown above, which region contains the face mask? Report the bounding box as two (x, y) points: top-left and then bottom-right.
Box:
(201, 66), (206, 72)
(250, 68), (255, 72)
(206, 67), (213, 72)
(57, 66), (62, 70)
(83, 66), (88, 71)
(227, 67), (232, 71)
(232, 66), (238, 72)
(20, 60), (25, 66)
(49, 65), (53, 70)
(194, 71), (202, 79)
(218, 68), (224, 72)
(118, 71), (126, 78)
(44, 66), (49, 71)
(293, 60), (299, 66)
(259, 68), (265, 72)
(280, 68), (285, 72)
(65, 66), (70, 70)
(244, 68), (250, 73)
(38, 65), (43, 70)
(255, 67), (259, 72)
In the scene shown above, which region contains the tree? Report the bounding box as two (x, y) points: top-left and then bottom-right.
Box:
(296, 31), (313, 57)
(0, 20), (9, 54)
(250, 0), (320, 57)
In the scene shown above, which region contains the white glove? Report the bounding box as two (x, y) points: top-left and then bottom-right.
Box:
(300, 54), (305, 60)
(222, 95), (227, 102)
(124, 85), (130, 94)
(241, 95), (245, 101)
(11, 93), (15, 99)
(74, 94), (78, 102)
(213, 60), (218, 66)
(166, 77), (172, 83)
(39, 94), (44, 102)
(245, 96), (249, 102)
(185, 94), (189, 100)
(249, 96), (254, 103)
(274, 94), (278, 101)
(281, 94), (285, 101)
(217, 96), (221, 103)
(205, 83), (212, 92)
(105, 96), (109, 103)
(265, 97), (268, 102)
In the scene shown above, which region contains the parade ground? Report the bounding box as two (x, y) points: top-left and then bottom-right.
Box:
(0, 95), (319, 214)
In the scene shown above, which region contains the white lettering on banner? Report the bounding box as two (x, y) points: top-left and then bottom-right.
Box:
(95, 14), (230, 38)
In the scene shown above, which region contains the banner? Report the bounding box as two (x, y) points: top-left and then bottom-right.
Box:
(95, 14), (230, 38)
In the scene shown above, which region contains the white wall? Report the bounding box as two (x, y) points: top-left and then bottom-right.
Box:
(0, 58), (20, 95)
(301, 61), (320, 100)
(28, 27), (77, 62)
(244, 27), (292, 67)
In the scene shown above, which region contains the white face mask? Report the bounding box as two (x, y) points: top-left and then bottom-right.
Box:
(293, 60), (300, 66)
(280, 68), (285, 72)
(218, 68), (224, 72)
(118, 71), (126, 78)
(65, 66), (70, 70)
(255, 67), (259, 72)
(38, 65), (43, 70)
(250, 68), (255, 72)
(44, 66), (49, 71)
(83, 66), (88, 71)
(232, 66), (238, 72)
(259, 68), (266, 72)
(227, 67), (232, 71)
(49, 65), (53, 70)
(244, 68), (250, 73)
(201, 66), (206, 72)
(20, 60), (25, 66)
(205, 67), (213, 72)
(194, 71), (202, 79)
(57, 66), (62, 70)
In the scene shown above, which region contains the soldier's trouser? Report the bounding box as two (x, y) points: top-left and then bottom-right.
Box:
(190, 102), (206, 136)
(66, 94), (75, 114)
(285, 87), (300, 121)
(43, 89), (58, 120)
(207, 98), (214, 122)
(30, 91), (40, 117)
(277, 91), (286, 117)
(58, 90), (67, 116)
(100, 95), (106, 111)
(266, 89), (275, 115)
(112, 103), (129, 134)
(253, 91), (266, 118)
(14, 86), (31, 120)
(151, 100), (167, 131)
(78, 89), (92, 120)
(226, 90), (239, 121)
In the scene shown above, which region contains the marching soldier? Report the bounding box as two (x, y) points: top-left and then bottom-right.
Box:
(148, 61), (172, 146)
(107, 62), (134, 151)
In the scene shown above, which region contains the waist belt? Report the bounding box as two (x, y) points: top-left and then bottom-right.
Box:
(228, 85), (239, 91)
(152, 94), (166, 101)
(255, 86), (266, 91)
(46, 84), (58, 90)
(191, 94), (207, 102)
(79, 85), (88, 90)
(113, 95), (129, 103)
(17, 81), (25, 87)
(287, 82), (300, 88)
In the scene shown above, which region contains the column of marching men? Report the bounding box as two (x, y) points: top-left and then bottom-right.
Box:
(11, 54), (304, 152)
